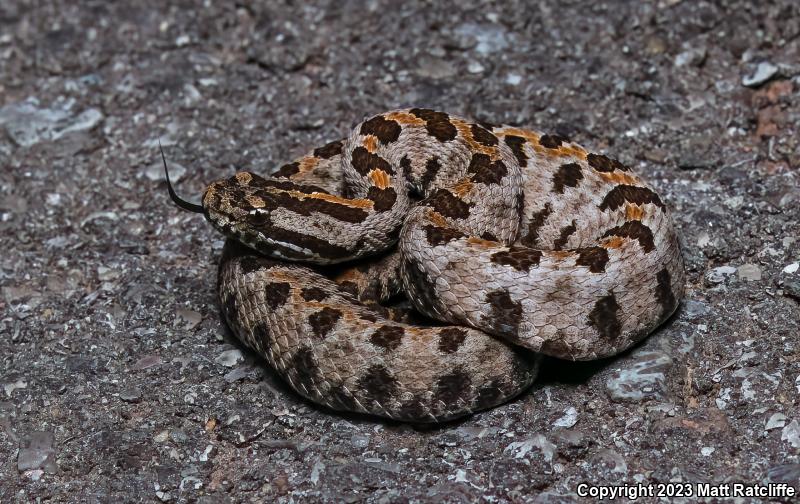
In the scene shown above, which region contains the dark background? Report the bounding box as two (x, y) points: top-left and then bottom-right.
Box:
(1, 0), (798, 501)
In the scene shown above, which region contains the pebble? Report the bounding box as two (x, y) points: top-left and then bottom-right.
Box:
(781, 420), (800, 448)
(737, 263), (761, 281)
(605, 351), (672, 402)
(467, 61), (485, 74)
(552, 406), (578, 428)
(784, 279), (800, 300)
(414, 55), (457, 80)
(674, 46), (707, 67)
(132, 354), (162, 371)
(783, 262), (799, 274)
(765, 412), (786, 430)
(18, 431), (58, 473)
(504, 434), (556, 463)
(0, 97), (103, 147)
(706, 265), (736, 284)
(215, 349), (244, 367)
(175, 308), (202, 330)
(351, 433), (370, 449)
(742, 62), (779, 88)
(223, 366), (253, 383)
(119, 387), (142, 403)
(146, 159), (186, 182)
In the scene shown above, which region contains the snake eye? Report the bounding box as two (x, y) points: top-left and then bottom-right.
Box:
(245, 208), (270, 227)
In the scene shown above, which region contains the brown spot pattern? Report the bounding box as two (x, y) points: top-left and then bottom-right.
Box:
(539, 134), (567, 149)
(470, 124), (499, 146)
(350, 146), (394, 176)
(602, 221), (655, 252)
(300, 287), (328, 302)
(491, 247), (543, 271)
(289, 346), (324, 390)
(552, 163), (583, 193)
(367, 186), (397, 212)
(273, 162), (300, 178)
(552, 220), (577, 250)
(308, 307), (342, 339)
(360, 116), (402, 144)
(424, 225), (466, 247)
(655, 268), (676, 319)
(467, 153), (508, 185)
(438, 327), (468, 354)
(599, 185), (665, 212)
(485, 289), (523, 336)
(370, 325), (405, 351)
(409, 108), (457, 142)
(313, 140), (344, 159)
(575, 246), (610, 273)
(430, 189), (473, 219)
(520, 203), (552, 247)
(264, 282), (291, 309)
(504, 135), (528, 167)
(587, 294), (621, 340)
(435, 368), (471, 405)
(587, 153), (629, 172)
(419, 157), (441, 192)
(357, 364), (399, 400)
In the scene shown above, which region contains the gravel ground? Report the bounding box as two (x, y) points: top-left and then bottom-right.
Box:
(1, 1), (799, 502)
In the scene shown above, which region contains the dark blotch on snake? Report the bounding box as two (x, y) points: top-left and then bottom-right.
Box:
(575, 246), (610, 273)
(587, 153), (629, 172)
(300, 287), (328, 302)
(409, 108), (457, 142)
(655, 268), (677, 319)
(435, 368), (471, 406)
(504, 135), (528, 167)
(308, 307), (343, 339)
(370, 325), (405, 351)
(553, 220), (577, 250)
(430, 188), (473, 219)
(424, 224), (466, 247)
(484, 290), (523, 336)
(360, 116), (402, 144)
(470, 124), (499, 147)
(599, 185), (665, 212)
(587, 294), (622, 340)
(357, 364), (399, 400)
(367, 186), (397, 212)
(313, 140), (344, 159)
(351, 146), (394, 176)
(603, 221), (655, 252)
(467, 153), (508, 185)
(539, 134), (567, 149)
(264, 282), (291, 309)
(273, 162), (300, 178)
(490, 247), (543, 271)
(552, 163), (583, 194)
(438, 327), (468, 354)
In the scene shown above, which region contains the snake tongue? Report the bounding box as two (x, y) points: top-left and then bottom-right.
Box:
(161, 141), (204, 214)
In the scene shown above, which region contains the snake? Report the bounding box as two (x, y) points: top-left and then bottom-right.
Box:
(164, 108), (685, 423)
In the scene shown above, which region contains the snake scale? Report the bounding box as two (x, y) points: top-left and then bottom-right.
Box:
(165, 108), (685, 423)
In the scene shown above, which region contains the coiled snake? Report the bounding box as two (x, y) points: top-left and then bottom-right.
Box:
(165, 109), (684, 422)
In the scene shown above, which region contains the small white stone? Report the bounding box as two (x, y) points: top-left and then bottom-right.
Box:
(553, 406), (578, 428)
(175, 34), (190, 47)
(783, 262), (799, 274)
(506, 73), (522, 85)
(742, 62), (778, 87)
(215, 349), (244, 367)
(700, 447), (715, 456)
(737, 264), (761, 281)
(766, 412), (787, 430)
(467, 61), (485, 74)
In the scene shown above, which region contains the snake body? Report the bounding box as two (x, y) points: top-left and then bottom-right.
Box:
(173, 109), (685, 422)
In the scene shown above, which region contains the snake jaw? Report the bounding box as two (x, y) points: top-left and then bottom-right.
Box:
(161, 141), (205, 214)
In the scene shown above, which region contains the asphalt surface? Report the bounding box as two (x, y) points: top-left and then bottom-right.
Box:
(1, 1), (799, 502)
